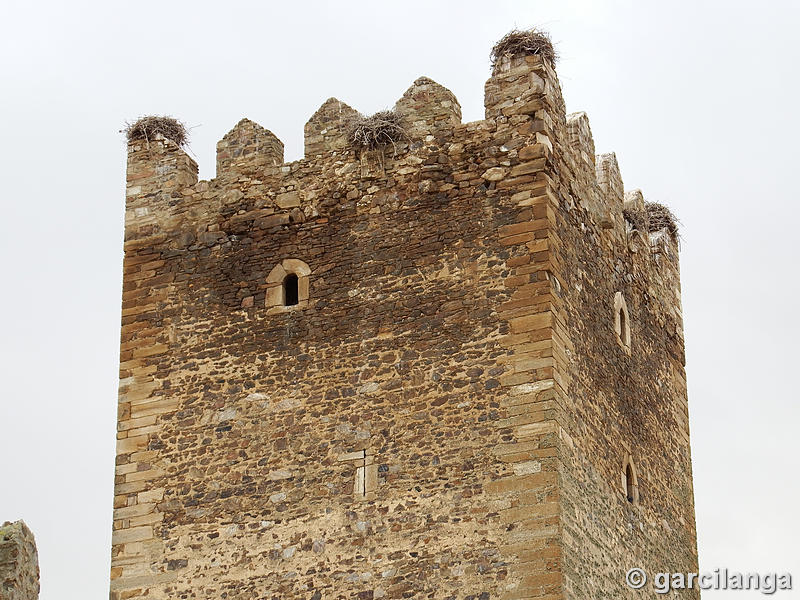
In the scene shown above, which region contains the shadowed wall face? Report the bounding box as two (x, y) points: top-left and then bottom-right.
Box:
(0, 521), (39, 600)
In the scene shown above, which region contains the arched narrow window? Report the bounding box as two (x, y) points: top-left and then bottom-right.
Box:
(622, 455), (639, 505)
(266, 259), (311, 312)
(625, 464), (635, 503)
(614, 292), (631, 353)
(283, 274), (299, 306)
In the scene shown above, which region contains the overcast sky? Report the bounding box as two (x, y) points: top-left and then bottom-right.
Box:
(1, 1), (798, 598)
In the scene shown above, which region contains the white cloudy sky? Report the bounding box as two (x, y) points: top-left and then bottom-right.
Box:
(1, 1), (798, 598)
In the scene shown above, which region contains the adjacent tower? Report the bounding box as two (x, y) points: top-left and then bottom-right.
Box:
(1, 521), (40, 600)
(112, 31), (698, 599)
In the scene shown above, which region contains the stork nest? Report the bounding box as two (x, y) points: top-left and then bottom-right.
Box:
(622, 207), (648, 233)
(646, 202), (679, 236)
(125, 116), (188, 147)
(490, 29), (557, 68)
(623, 202), (680, 238)
(346, 110), (407, 150)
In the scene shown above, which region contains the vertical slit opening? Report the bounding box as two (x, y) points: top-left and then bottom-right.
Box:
(362, 463), (367, 496)
(619, 308), (627, 343)
(284, 274), (299, 306)
(626, 464), (634, 503)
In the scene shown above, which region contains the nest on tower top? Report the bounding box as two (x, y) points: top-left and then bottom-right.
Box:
(346, 110), (408, 151)
(622, 206), (648, 233)
(646, 202), (679, 236)
(125, 116), (188, 147)
(623, 202), (680, 238)
(490, 29), (557, 68)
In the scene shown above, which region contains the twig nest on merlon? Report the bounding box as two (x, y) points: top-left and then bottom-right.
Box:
(490, 29), (557, 68)
(623, 202), (680, 238)
(346, 110), (408, 150)
(125, 116), (188, 147)
(645, 202), (679, 237)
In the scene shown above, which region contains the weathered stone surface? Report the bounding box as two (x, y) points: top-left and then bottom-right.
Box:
(0, 521), (39, 600)
(304, 97), (359, 157)
(216, 118), (284, 177)
(482, 166), (507, 181)
(394, 76), (462, 139)
(275, 191), (300, 208)
(114, 39), (697, 600)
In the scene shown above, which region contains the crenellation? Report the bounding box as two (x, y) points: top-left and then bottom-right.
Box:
(595, 152), (625, 215)
(565, 111), (595, 169)
(125, 136), (198, 241)
(216, 118), (284, 177)
(484, 55), (552, 121)
(303, 97), (359, 158)
(564, 112), (596, 200)
(111, 30), (696, 600)
(394, 76), (462, 140)
(623, 188), (645, 212)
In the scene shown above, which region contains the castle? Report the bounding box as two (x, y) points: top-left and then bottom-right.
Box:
(109, 31), (699, 599)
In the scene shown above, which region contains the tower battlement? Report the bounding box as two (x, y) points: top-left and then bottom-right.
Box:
(125, 53), (680, 309)
(114, 33), (696, 600)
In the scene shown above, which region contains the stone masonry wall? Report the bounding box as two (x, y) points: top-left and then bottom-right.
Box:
(0, 521), (39, 600)
(112, 46), (697, 600)
(535, 65), (698, 598)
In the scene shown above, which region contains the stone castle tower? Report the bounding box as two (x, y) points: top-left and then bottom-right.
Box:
(113, 33), (698, 599)
(1, 521), (39, 600)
